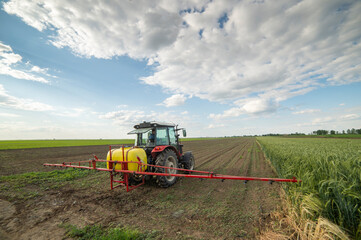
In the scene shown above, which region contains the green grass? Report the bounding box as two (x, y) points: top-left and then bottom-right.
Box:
(63, 224), (158, 240)
(0, 139), (134, 150)
(0, 168), (90, 186)
(0, 169), (92, 199)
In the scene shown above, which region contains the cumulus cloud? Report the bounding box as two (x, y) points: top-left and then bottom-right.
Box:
(3, 0), (183, 59)
(0, 84), (53, 111)
(159, 94), (187, 107)
(5, 0), (361, 116)
(0, 42), (52, 83)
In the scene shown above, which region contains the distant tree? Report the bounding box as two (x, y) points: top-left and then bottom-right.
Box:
(316, 129), (328, 135)
(342, 130), (345, 134)
(347, 129), (351, 134)
(290, 132), (305, 135)
(330, 130), (336, 135)
(351, 128), (356, 134)
(356, 129), (361, 134)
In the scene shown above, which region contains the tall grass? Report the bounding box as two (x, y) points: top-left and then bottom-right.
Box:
(257, 137), (361, 239)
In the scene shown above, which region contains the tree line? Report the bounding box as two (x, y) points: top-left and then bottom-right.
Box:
(260, 128), (361, 136)
(312, 128), (361, 135)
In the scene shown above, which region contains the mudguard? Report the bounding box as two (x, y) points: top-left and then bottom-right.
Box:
(151, 145), (181, 159)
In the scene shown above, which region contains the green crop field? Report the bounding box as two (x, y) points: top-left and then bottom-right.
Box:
(257, 137), (361, 239)
(0, 138), (217, 150)
(0, 139), (134, 150)
(281, 134), (361, 139)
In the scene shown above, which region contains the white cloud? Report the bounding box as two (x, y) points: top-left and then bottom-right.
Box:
(312, 117), (334, 125)
(3, 0), (184, 59)
(0, 42), (52, 83)
(309, 113), (360, 126)
(116, 104), (129, 109)
(340, 114), (359, 120)
(53, 108), (88, 117)
(4, 0), (361, 117)
(293, 109), (321, 115)
(159, 94), (187, 107)
(99, 108), (192, 132)
(210, 97), (279, 119)
(207, 123), (225, 129)
(0, 113), (19, 118)
(99, 109), (147, 126)
(0, 84), (53, 111)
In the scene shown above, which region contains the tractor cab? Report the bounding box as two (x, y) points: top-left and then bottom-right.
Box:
(128, 121), (186, 154)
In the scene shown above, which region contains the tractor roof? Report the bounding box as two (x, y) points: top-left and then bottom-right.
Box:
(133, 121), (175, 129)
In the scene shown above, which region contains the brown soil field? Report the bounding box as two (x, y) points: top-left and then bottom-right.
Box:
(0, 138), (285, 239)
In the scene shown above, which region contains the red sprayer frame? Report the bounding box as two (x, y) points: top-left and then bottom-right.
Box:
(43, 145), (301, 192)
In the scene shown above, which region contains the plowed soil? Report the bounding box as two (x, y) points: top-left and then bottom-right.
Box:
(0, 138), (283, 239)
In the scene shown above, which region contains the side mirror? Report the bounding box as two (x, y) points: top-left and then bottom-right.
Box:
(182, 129), (187, 137)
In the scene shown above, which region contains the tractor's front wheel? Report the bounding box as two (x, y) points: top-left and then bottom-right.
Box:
(155, 149), (178, 188)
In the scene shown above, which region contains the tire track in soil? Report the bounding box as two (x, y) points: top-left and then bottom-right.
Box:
(211, 139), (251, 174)
(222, 139), (253, 173)
(193, 139), (255, 238)
(231, 140), (280, 239)
(200, 138), (281, 239)
(178, 138), (280, 239)
(198, 139), (250, 171)
(194, 143), (239, 170)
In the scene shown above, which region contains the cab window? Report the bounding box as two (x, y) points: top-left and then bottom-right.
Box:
(156, 127), (169, 145)
(168, 127), (176, 145)
(136, 129), (152, 146)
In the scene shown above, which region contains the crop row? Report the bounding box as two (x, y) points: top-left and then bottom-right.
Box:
(257, 137), (361, 239)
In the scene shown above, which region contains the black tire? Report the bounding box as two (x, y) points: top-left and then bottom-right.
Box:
(183, 152), (195, 171)
(128, 174), (143, 186)
(155, 149), (178, 188)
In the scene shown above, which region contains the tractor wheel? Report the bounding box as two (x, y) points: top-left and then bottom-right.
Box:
(128, 174), (143, 186)
(155, 149), (178, 188)
(183, 152), (195, 171)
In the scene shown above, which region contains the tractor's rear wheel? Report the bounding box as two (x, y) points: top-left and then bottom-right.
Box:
(155, 149), (178, 188)
(183, 152), (195, 171)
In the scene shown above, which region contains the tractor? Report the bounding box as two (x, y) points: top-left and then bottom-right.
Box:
(107, 121), (195, 188)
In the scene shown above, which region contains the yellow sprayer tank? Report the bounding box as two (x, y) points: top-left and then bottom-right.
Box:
(106, 147), (147, 172)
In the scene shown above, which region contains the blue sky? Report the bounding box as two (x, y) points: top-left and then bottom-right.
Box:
(0, 0), (360, 140)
